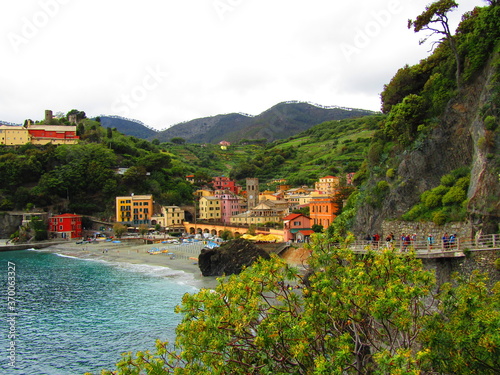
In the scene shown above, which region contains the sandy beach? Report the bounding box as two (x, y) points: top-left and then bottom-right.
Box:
(38, 239), (220, 289)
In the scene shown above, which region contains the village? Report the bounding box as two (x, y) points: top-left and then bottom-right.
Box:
(44, 174), (353, 244)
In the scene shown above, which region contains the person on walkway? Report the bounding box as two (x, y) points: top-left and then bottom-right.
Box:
(427, 234), (434, 249)
(442, 233), (449, 249)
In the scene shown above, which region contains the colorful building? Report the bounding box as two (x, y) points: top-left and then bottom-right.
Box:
(198, 196), (222, 221)
(229, 200), (290, 226)
(49, 213), (83, 239)
(214, 191), (245, 224)
(282, 213), (312, 242)
(151, 206), (185, 230)
(309, 194), (338, 229)
(115, 194), (154, 226)
(0, 125), (31, 145)
(315, 175), (340, 195)
(0, 123), (79, 146)
(27, 124), (79, 145)
(212, 176), (240, 194)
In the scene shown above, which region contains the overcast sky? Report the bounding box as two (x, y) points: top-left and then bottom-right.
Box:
(0, 0), (486, 130)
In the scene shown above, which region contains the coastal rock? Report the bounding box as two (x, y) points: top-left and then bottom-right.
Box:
(198, 238), (270, 276)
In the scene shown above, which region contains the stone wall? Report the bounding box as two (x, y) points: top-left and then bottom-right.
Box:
(381, 220), (473, 241)
(422, 249), (500, 288)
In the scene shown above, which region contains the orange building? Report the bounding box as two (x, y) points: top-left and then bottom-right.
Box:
(309, 194), (338, 228)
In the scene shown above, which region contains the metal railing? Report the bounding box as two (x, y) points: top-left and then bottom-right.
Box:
(349, 234), (500, 255)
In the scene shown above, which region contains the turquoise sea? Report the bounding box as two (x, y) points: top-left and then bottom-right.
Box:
(0, 249), (200, 375)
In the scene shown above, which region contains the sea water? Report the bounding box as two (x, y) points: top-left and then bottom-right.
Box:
(0, 249), (201, 375)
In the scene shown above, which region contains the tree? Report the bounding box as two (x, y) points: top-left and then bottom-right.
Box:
(171, 137), (186, 144)
(311, 223), (323, 233)
(113, 223), (127, 238)
(408, 0), (462, 88)
(421, 271), (500, 374)
(138, 224), (149, 237)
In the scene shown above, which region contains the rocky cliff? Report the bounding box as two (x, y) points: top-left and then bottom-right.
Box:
(352, 50), (500, 236)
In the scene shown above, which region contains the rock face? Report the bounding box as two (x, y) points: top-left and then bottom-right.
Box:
(198, 238), (271, 277)
(352, 51), (500, 236)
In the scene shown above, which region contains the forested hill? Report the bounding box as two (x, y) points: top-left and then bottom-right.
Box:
(149, 102), (375, 144)
(99, 116), (158, 139)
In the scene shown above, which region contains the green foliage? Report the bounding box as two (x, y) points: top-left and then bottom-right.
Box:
(432, 210), (447, 225)
(442, 185), (467, 205)
(421, 272), (500, 374)
(383, 94), (426, 146)
(229, 115), (378, 184)
(113, 223), (127, 238)
(404, 169), (470, 223)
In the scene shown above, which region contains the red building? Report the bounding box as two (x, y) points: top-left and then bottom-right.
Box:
(27, 125), (79, 145)
(49, 214), (83, 239)
(212, 176), (240, 194)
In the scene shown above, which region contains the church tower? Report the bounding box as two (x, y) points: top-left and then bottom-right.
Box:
(246, 178), (259, 209)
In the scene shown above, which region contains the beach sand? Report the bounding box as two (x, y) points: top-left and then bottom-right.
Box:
(40, 239), (220, 289)
(25, 239), (310, 290)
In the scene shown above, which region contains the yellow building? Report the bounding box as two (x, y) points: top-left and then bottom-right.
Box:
(0, 125), (31, 145)
(198, 196), (221, 221)
(151, 206), (185, 230)
(116, 194), (154, 226)
(286, 194), (312, 206)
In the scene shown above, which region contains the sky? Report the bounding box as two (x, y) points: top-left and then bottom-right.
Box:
(0, 0), (487, 130)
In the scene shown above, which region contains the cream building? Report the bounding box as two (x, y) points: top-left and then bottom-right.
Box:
(151, 206), (185, 230)
(314, 176), (340, 195)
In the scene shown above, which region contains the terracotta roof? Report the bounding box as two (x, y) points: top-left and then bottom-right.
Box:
(283, 213), (303, 221)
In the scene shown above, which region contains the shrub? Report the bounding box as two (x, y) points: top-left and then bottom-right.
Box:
(484, 115), (497, 131)
(423, 191), (441, 208)
(440, 173), (456, 187)
(402, 203), (428, 221)
(494, 257), (500, 271)
(442, 186), (467, 206)
(432, 210), (447, 225)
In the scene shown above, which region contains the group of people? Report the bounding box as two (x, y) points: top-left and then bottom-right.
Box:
(441, 232), (458, 249)
(363, 232), (459, 250)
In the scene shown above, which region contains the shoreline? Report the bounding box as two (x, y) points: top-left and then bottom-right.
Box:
(32, 240), (221, 289)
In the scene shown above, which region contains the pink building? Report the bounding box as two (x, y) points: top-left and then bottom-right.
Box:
(282, 213), (312, 242)
(215, 191), (244, 224)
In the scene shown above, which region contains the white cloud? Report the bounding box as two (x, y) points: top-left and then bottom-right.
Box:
(0, 0), (486, 129)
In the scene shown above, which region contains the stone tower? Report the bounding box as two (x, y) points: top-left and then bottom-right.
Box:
(45, 110), (53, 123)
(246, 178), (259, 210)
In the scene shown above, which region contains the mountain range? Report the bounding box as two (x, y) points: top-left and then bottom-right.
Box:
(100, 102), (376, 144)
